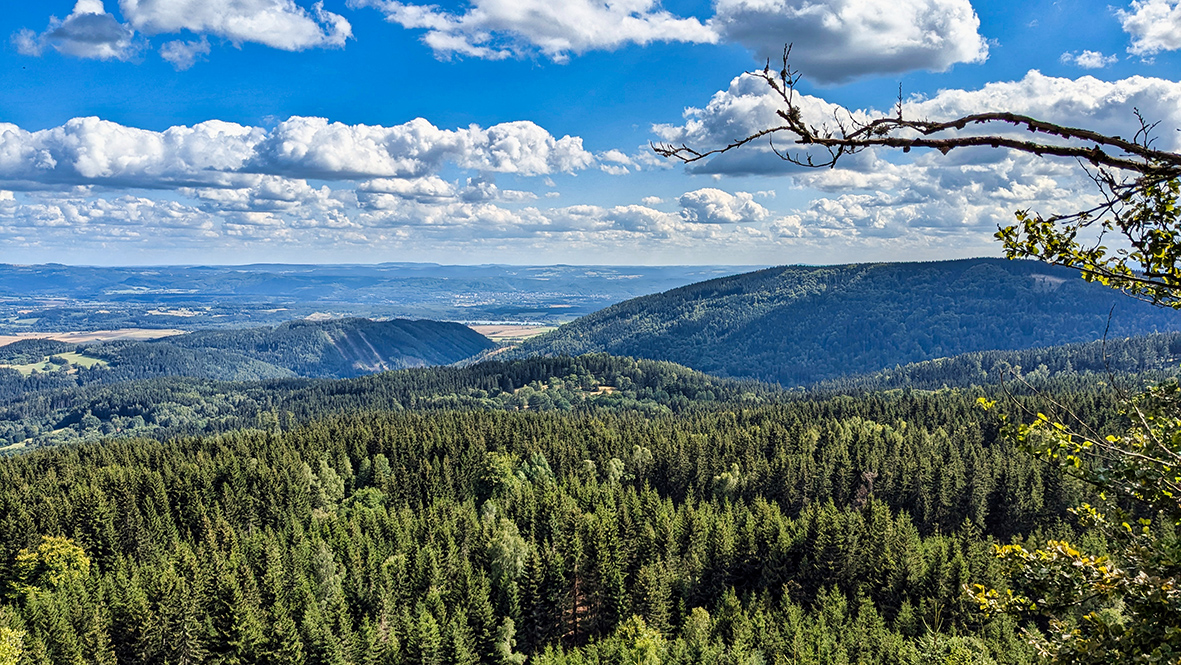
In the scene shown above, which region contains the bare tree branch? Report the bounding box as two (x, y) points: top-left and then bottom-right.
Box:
(653, 45), (1181, 308)
(652, 45), (1181, 178)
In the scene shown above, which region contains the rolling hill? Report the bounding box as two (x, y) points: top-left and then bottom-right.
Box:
(158, 317), (496, 377)
(511, 258), (1181, 385)
(812, 331), (1181, 393)
(0, 317), (496, 398)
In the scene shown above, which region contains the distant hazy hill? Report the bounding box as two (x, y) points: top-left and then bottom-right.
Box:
(160, 317), (495, 378)
(0, 263), (750, 329)
(0, 318), (495, 397)
(512, 258), (1181, 385)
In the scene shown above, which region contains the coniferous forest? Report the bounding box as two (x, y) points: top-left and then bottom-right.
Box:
(0, 349), (1142, 664)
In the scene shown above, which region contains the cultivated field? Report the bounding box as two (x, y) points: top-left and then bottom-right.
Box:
(468, 324), (556, 343)
(0, 328), (185, 347)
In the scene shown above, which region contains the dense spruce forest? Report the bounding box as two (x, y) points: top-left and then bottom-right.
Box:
(512, 259), (1181, 385)
(0, 372), (1125, 664)
(813, 331), (1181, 392)
(0, 318), (494, 399)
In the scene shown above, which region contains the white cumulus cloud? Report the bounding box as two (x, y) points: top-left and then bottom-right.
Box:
(1119, 0), (1181, 56)
(352, 0), (985, 80)
(709, 0), (988, 83)
(904, 71), (1181, 148)
(655, 69), (1181, 178)
(349, 0), (716, 61)
(1060, 50), (1118, 69)
(678, 188), (769, 224)
(119, 0), (351, 50)
(651, 70), (1181, 245)
(652, 71), (868, 176)
(250, 116), (593, 179)
(159, 37), (211, 70)
(14, 0), (138, 61)
(0, 116), (594, 189)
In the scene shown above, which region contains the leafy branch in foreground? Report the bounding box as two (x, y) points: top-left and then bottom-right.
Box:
(973, 386), (1181, 663)
(653, 45), (1181, 307)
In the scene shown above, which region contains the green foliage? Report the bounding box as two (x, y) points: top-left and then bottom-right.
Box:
(974, 384), (1181, 663)
(0, 380), (1118, 663)
(0, 317), (496, 402)
(815, 332), (1181, 393)
(0, 354), (774, 452)
(0, 626), (23, 665)
(999, 179), (1181, 308)
(493, 618), (527, 665)
(7, 536), (90, 599)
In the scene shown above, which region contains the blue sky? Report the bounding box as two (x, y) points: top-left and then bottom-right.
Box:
(3, 0), (1181, 265)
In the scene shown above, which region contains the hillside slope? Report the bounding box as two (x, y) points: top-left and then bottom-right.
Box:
(0, 354), (773, 450)
(161, 317), (495, 377)
(0, 318), (496, 398)
(812, 332), (1181, 392)
(512, 258), (1181, 385)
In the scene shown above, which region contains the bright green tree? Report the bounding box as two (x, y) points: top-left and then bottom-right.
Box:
(974, 384), (1181, 663)
(7, 536), (90, 598)
(0, 627), (24, 665)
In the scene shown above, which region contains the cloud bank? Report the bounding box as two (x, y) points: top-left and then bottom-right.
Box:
(120, 0), (351, 50)
(14, 0), (350, 68)
(0, 116), (593, 189)
(349, 0), (716, 62)
(710, 0), (988, 83)
(651, 69), (1181, 245)
(352, 0), (987, 81)
(16, 0), (989, 80)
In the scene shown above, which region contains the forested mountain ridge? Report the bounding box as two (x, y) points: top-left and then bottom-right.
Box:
(0, 318), (496, 397)
(6, 331), (1179, 453)
(815, 331), (1181, 393)
(511, 258), (1181, 385)
(162, 317), (496, 377)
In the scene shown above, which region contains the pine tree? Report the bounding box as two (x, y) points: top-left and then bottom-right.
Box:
(445, 609), (478, 665)
(263, 601), (306, 665)
(464, 572), (498, 663)
(80, 605), (116, 665)
(407, 604), (444, 665)
(632, 562), (671, 636)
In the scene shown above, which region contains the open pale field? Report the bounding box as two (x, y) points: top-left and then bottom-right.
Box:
(468, 324), (556, 343)
(0, 351), (109, 376)
(0, 328), (185, 347)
